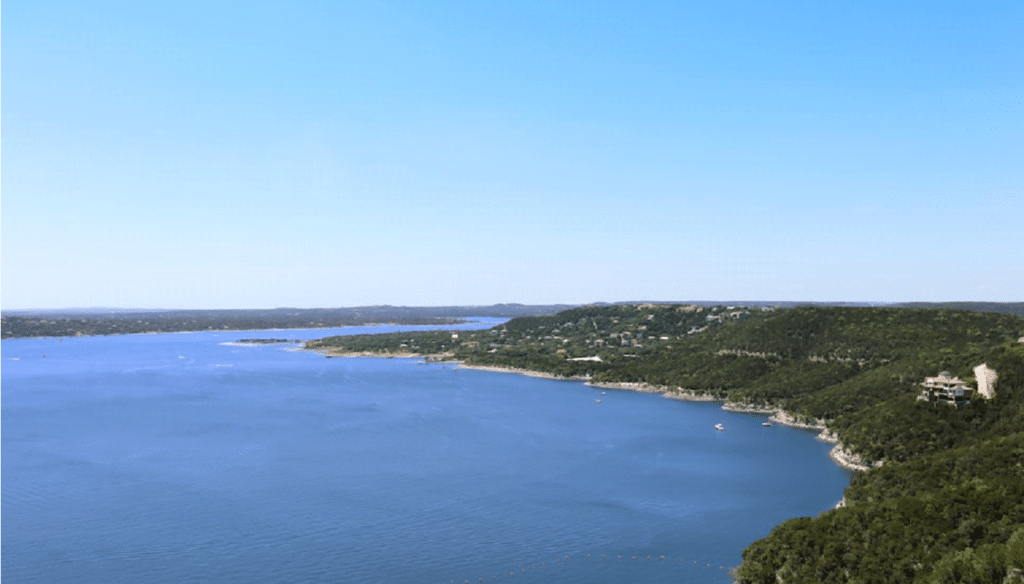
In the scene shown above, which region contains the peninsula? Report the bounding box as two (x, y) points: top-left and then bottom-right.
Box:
(307, 303), (1024, 583)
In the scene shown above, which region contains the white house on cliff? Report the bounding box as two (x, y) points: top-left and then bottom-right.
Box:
(920, 371), (973, 405)
(919, 365), (998, 405)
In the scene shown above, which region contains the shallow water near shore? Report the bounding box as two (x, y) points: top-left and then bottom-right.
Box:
(2, 321), (850, 583)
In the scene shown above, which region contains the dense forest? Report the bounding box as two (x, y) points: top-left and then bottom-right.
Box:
(893, 302), (1024, 318)
(307, 304), (1024, 583)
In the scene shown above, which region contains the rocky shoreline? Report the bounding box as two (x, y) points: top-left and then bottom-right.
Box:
(586, 380), (722, 402)
(720, 404), (875, 472)
(559, 379), (875, 472)
(308, 349), (876, 472)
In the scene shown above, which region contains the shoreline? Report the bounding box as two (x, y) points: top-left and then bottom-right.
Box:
(313, 348), (455, 359)
(589, 383), (874, 472)
(719, 405), (875, 472)
(309, 349), (875, 472)
(456, 363), (591, 381)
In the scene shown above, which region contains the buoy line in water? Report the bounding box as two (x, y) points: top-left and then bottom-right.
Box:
(449, 549), (732, 583)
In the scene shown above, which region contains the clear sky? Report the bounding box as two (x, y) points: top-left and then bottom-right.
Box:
(3, 1), (1022, 309)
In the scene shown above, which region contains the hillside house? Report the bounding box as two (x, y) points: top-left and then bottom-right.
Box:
(920, 371), (974, 405)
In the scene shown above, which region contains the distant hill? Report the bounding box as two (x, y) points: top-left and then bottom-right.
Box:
(0, 305), (576, 339)
(605, 300), (1024, 316)
(892, 301), (1024, 317)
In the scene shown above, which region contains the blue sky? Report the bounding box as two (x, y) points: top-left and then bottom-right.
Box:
(3, 1), (1022, 309)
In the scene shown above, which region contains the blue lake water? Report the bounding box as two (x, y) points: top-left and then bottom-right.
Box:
(2, 320), (850, 583)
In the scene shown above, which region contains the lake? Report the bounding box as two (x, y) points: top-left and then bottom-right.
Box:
(2, 320), (850, 583)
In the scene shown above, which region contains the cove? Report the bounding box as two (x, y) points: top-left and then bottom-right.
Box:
(2, 322), (850, 583)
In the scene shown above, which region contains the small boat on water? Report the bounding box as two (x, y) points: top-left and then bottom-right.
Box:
(762, 422), (773, 427)
(715, 423), (725, 431)
(595, 399), (602, 404)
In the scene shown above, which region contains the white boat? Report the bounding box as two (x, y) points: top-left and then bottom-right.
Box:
(715, 423), (725, 431)
(762, 422), (773, 427)
(595, 399), (602, 404)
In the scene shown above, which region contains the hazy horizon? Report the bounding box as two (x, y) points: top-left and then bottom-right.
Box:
(4, 2), (1021, 310)
(6, 300), (1022, 314)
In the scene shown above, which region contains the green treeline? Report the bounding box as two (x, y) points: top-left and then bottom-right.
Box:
(307, 304), (1024, 582)
(0, 304), (578, 339)
(739, 362), (1024, 583)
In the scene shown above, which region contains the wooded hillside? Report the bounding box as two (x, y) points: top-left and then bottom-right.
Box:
(308, 304), (1024, 583)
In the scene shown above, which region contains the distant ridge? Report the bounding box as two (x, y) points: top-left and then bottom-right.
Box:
(890, 302), (1024, 317)
(2, 304), (576, 318)
(598, 300), (881, 308)
(598, 301), (1024, 316)
(0, 305), (577, 339)
(6, 302), (1021, 339)
(1, 307), (168, 315)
